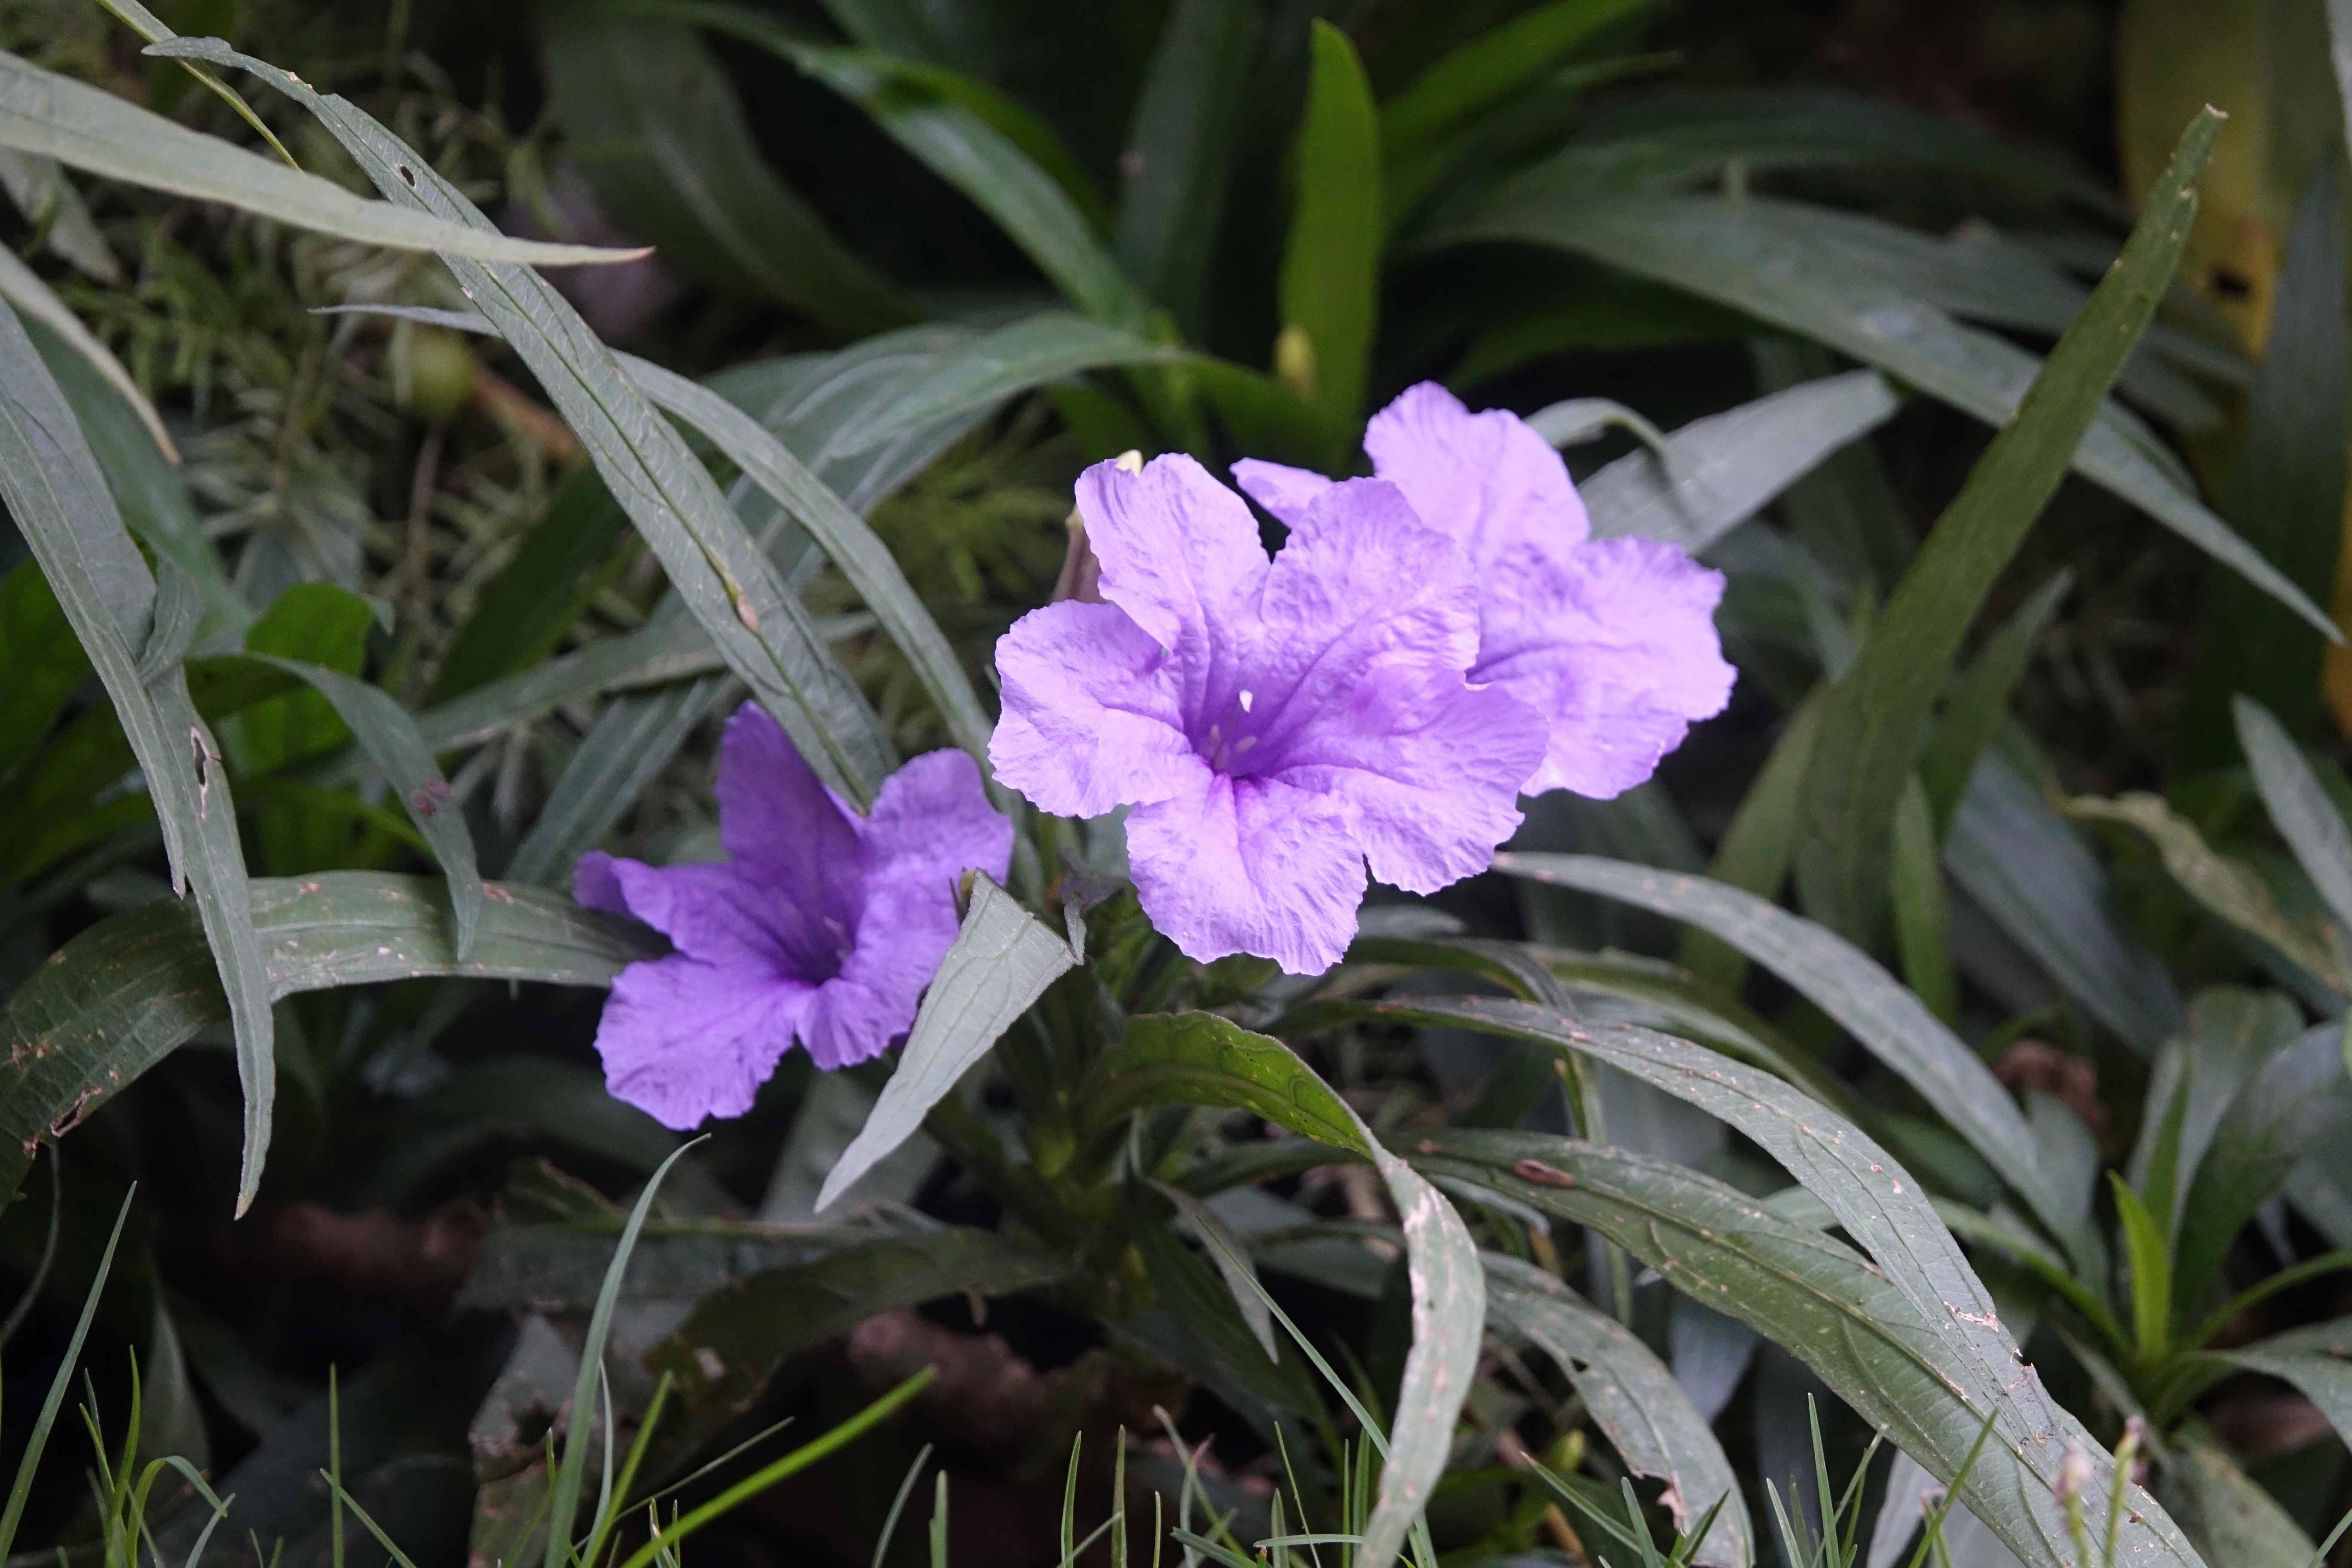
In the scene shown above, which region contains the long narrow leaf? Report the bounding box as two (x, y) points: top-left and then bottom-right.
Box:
(0, 49), (639, 264)
(0, 301), (277, 1214)
(1791, 110), (2220, 942)
(1279, 23), (1379, 423)
(164, 38), (897, 808)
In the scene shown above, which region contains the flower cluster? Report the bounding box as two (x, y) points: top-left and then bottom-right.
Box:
(579, 383), (1729, 1121)
(992, 383), (1731, 974)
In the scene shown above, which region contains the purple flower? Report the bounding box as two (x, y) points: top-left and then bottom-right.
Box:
(576, 704), (1011, 1129)
(989, 456), (1547, 975)
(1235, 383), (1734, 799)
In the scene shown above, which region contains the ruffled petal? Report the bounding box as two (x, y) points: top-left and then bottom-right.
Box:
(593, 954), (811, 1129)
(1279, 665), (1543, 892)
(1076, 454), (1268, 653)
(1230, 458), (1335, 528)
(574, 855), (795, 974)
(808, 874), (963, 1069)
(864, 747), (1014, 895)
(1475, 535), (1734, 798)
(1127, 771), (1368, 975)
(991, 600), (1206, 818)
(1364, 382), (1590, 564)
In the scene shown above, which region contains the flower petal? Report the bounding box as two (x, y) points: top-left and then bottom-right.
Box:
(1476, 535), (1735, 798)
(575, 855), (793, 973)
(809, 875), (962, 1069)
(1230, 457), (1335, 527)
(991, 600), (1205, 818)
(593, 954), (811, 1129)
(1127, 771), (1368, 975)
(1076, 453), (1268, 653)
(865, 747), (1014, 895)
(1364, 381), (1590, 562)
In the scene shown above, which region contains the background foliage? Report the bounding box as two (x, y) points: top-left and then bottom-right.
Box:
(10, 1), (2352, 1566)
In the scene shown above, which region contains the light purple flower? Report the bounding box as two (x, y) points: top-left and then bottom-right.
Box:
(576, 704), (1011, 1129)
(1234, 382), (1734, 799)
(989, 456), (1547, 975)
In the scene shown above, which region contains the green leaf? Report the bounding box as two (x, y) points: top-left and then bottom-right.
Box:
(1788, 111), (2223, 944)
(1416, 1131), (2201, 1568)
(1278, 22), (1380, 423)
(170, 38), (897, 809)
(0, 257), (172, 466)
(621, 349), (998, 767)
(2066, 790), (2352, 993)
(1678, 690), (1823, 992)
(431, 469), (627, 704)
(1109, 1012), (1474, 1568)
(2238, 695), (2352, 941)
(502, 677), (727, 889)
(0, 47), (639, 265)
(1132, 1204), (1320, 1417)
(840, 312), (1186, 455)
(1426, 185), (2332, 638)
(626, 1), (1146, 328)
(1577, 371), (1901, 553)
(1113, 0), (1258, 337)
(1083, 1012), (1374, 1156)
(2125, 987), (2301, 1235)
(0, 872), (662, 1205)
(643, 1228), (1065, 1433)
(538, 15), (911, 334)
(1489, 853), (2088, 1263)
(92, 0), (295, 168)
(816, 875), (1076, 1211)
(2175, 1021), (2351, 1303)
(1888, 775), (1956, 1024)
(2185, 156), (2348, 745)
(1519, 89), (2124, 213)
(0, 300), (276, 1214)
(1917, 572), (2073, 831)
(26, 314), (247, 646)
(1378, 0), (1655, 161)
(2156, 1430), (2317, 1568)
(236, 653), (484, 957)
(1483, 1254), (1750, 1567)
(0, 556), (89, 785)
(1946, 755), (2186, 1053)
(2109, 1173), (2173, 1360)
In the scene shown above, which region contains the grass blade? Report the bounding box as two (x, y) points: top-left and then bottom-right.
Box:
(0, 1186), (133, 1559)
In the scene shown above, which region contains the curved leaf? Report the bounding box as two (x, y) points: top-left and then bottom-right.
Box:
(1488, 854), (2084, 1262)
(0, 872), (662, 1204)
(1578, 370), (1901, 553)
(2237, 695), (2352, 940)
(1425, 186), (2332, 638)
(1484, 1254), (1751, 1566)
(1417, 1131), (2201, 1568)
(0, 49), (639, 265)
(1099, 1012), (1476, 1568)
(539, 15), (910, 333)
(165, 38), (896, 809)
(0, 300), (276, 1214)
(2176, 1021), (2352, 1302)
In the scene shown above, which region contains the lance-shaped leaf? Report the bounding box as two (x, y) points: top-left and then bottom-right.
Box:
(1415, 1131), (2201, 1568)
(838, 313), (1185, 455)
(0, 300), (276, 1214)
(1485, 1254), (1750, 1566)
(1095, 1013), (1479, 1568)
(1579, 370), (1901, 553)
(1426, 129), (2329, 641)
(0, 254), (170, 462)
(2237, 695), (2352, 941)
(815, 876), (1075, 1212)
(159, 38), (896, 809)
(1490, 854), (2085, 1262)
(1113, 0), (1257, 338)
(0, 49), (640, 265)
(1786, 110), (2222, 943)
(0, 873), (662, 1205)
(2175, 1022), (2352, 1303)
(1278, 22), (1379, 423)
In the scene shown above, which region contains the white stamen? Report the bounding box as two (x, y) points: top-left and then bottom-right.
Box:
(1234, 736), (1257, 753)
(1238, 689), (1255, 712)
